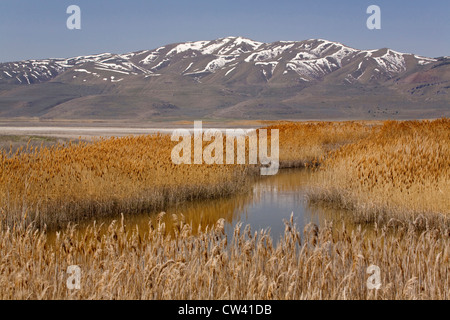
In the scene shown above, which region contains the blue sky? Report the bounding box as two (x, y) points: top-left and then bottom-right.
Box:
(0, 0), (449, 62)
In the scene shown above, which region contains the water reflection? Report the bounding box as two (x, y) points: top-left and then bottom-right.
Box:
(47, 169), (351, 243)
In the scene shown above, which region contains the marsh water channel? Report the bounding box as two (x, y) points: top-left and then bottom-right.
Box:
(49, 168), (350, 243)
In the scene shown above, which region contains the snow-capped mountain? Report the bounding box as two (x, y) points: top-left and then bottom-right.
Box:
(0, 37), (438, 84)
(0, 37), (448, 120)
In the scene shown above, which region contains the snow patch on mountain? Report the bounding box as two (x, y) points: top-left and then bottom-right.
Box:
(245, 44), (294, 62)
(255, 61), (279, 74)
(0, 37), (441, 86)
(225, 67), (236, 77)
(372, 49), (406, 74)
(167, 41), (210, 56)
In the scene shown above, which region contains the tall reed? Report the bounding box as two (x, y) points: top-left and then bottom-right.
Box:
(308, 119), (450, 227)
(0, 215), (447, 300)
(0, 134), (254, 228)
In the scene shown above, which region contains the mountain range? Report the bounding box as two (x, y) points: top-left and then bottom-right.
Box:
(0, 36), (449, 121)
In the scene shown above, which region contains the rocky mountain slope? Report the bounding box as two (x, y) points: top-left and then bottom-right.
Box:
(0, 37), (448, 120)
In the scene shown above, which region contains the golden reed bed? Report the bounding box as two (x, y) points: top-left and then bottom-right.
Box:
(0, 121), (371, 229)
(308, 119), (450, 227)
(0, 134), (254, 228)
(0, 119), (448, 300)
(0, 215), (448, 300)
(265, 121), (373, 167)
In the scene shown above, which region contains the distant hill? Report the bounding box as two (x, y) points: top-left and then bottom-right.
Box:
(0, 37), (448, 120)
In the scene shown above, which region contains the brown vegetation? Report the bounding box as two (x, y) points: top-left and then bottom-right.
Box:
(308, 119), (450, 226)
(0, 134), (253, 228)
(265, 121), (374, 167)
(1, 119), (448, 300)
(0, 215), (447, 300)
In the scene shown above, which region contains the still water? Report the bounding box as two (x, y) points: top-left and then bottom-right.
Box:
(68, 169), (342, 242)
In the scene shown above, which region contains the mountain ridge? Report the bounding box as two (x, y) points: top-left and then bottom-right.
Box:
(0, 37), (448, 120)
